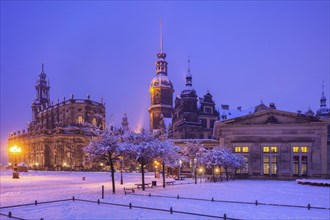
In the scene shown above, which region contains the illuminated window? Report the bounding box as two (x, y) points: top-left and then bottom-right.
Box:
(301, 156), (307, 175)
(293, 146), (299, 153)
(263, 156), (270, 175)
(242, 147), (249, 153)
(271, 156), (277, 175)
(271, 146), (278, 153)
(235, 147), (241, 152)
(77, 116), (84, 124)
(243, 156), (249, 174)
(263, 146), (270, 153)
(293, 156), (299, 176)
(301, 146), (308, 153)
(92, 118), (97, 126)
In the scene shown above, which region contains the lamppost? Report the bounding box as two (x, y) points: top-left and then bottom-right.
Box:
(154, 160), (160, 178)
(120, 159), (123, 185)
(178, 159), (182, 179)
(9, 145), (21, 179)
(199, 167), (204, 183)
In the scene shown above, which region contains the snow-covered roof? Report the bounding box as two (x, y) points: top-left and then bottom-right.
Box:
(219, 105), (254, 121)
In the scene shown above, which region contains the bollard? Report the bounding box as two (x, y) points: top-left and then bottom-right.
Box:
(97, 199), (100, 204)
(8, 212), (12, 218)
(224, 213), (227, 220)
(177, 195), (179, 199)
(72, 196), (75, 201)
(149, 193), (151, 197)
(255, 200), (258, 206)
(132, 189), (135, 193)
(102, 185), (104, 199)
(170, 207), (173, 214)
(129, 203), (132, 209)
(211, 197), (214, 202)
(40, 218), (43, 220)
(308, 204), (311, 210)
(82, 177), (85, 181)
(35, 200), (38, 205)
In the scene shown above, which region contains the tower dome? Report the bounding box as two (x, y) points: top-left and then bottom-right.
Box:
(149, 74), (173, 90)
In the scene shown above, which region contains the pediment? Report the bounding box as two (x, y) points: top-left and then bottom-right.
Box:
(221, 109), (321, 125)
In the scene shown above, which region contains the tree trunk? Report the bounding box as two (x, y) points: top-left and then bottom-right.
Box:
(194, 166), (197, 184)
(162, 161), (166, 188)
(212, 165), (215, 183)
(225, 167), (229, 181)
(233, 168), (238, 180)
(110, 160), (116, 194)
(141, 163), (145, 191)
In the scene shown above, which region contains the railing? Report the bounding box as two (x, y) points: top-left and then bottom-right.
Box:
(125, 192), (330, 211)
(0, 197), (237, 220)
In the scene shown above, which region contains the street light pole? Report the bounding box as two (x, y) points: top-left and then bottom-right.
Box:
(120, 160), (123, 185)
(9, 145), (22, 179)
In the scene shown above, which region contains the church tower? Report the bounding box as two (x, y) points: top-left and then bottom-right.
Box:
(32, 63), (50, 122)
(148, 23), (174, 131)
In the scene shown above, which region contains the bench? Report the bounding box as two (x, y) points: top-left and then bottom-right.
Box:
(134, 183), (152, 189)
(164, 181), (175, 185)
(174, 175), (186, 180)
(124, 187), (135, 194)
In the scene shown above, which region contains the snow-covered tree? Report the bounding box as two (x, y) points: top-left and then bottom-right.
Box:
(181, 140), (205, 184)
(155, 134), (180, 188)
(231, 153), (246, 179)
(84, 127), (122, 194)
(219, 147), (233, 181)
(120, 129), (159, 191)
(203, 148), (223, 182)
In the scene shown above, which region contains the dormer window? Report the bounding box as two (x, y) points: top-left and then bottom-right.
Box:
(204, 106), (212, 114)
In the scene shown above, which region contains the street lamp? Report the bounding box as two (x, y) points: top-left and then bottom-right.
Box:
(118, 156), (124, 185)
(199, 167), (204, 183)
(178, 159), (182, 179)
(9, 145), (21, 179)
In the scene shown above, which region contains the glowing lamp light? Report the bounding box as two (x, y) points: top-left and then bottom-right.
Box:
(9, 145), (22, 154)
(35, 162), (39, 166)
(215, 168), (219, 173)
(199, 167), (203, 173)
(100, 163), (104, 166)
(63, 162), (67, 167)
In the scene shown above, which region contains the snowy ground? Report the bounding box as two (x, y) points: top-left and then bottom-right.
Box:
(1, 170), (329, 219)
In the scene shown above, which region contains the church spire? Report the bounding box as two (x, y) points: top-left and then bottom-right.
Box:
(160, 21), (163, 52)
(156, 21), (167, 75)
(320, 81), (327, 107)
(186, 57), (192, 87)
(39, 62), (46, 80)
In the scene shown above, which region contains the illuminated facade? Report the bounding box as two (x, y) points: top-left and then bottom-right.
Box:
(7, 65), (105, 170)
(148, 25), (174, 131)
(214, 108), (330, 178)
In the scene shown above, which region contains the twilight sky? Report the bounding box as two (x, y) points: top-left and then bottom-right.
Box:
(0, 1), (329, 164)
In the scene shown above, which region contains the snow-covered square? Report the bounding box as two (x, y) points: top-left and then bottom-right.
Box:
(1, 170), (329, 219)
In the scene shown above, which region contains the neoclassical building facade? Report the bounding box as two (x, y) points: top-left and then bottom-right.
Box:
(8, 65), (105, 170)
(213, 108), (330, 178)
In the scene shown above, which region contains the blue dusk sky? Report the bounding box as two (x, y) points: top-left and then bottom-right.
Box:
(0, 1), (329, 164)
